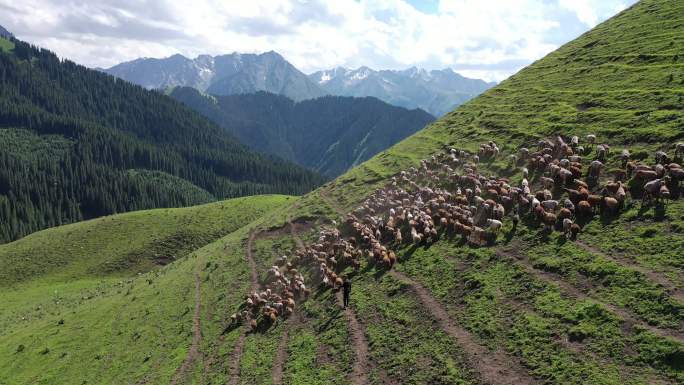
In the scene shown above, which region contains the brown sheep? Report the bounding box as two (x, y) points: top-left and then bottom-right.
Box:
(603, 197), (619, 215)
(558, 208), (573, 220)
(634, 169), (657, 181)
(570, 223), (581, 239)
(588, 195), (603, 211)
(542, 212), (557, 230)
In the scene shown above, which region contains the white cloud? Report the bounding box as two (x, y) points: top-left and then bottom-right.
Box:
(559, 0), (599, 26)
(0, 0), (636, 82)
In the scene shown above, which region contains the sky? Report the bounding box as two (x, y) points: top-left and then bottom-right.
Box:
(0, 0), (637, 82)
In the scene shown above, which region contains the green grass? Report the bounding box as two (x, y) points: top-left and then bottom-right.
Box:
(0, 36), (13, 52)
(0, 195), (295, 385)
(4, 0), (684, 384)
(0, 195), (295, 286)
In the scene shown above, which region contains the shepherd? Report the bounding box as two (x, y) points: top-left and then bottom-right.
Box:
(342, 277), (352, 308)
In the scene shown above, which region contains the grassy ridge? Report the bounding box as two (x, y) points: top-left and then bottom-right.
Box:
(0, 195), (296, 286)
(0, 195), (294, 385)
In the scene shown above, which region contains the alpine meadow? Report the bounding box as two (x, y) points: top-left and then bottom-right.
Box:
(0, 1), (683, 385)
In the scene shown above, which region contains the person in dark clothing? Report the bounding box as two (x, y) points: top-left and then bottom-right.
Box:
(342, 279), (352, 308)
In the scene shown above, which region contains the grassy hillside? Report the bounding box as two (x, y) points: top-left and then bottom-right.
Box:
(269, 0), (684, 383)
(0, 195), (295, 287)
(3, 1), (684, 385)
(291, 0), (683, 382)
(0, 195), (295, 384)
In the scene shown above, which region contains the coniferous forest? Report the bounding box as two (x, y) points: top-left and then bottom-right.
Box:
(169, 87), (435, 177)
(0, 39), (325, 243)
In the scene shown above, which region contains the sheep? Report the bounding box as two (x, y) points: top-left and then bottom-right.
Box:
(643, 179), (664, 203)
(542, 212), (557, 231)
(410, 227), (422, 244)
(395, 228), (403, 243)
(634, 169), (658, 182)
(596, 144), (608, 162)
(589, 160), (603, 178)
(486, 218), (502, 233)
(570, 136), (579, 147)
(562, 218), (573, 235)
(676, 143), (684, 159)
(659, 184), (671, 203)
(541, 200), (559, 212)
(655, 151), (669, 165)
(540, 177), (555, 189)
(569, 223), (581, 239)
(586, 134), (596, 146)
(603, 197), (620, 215)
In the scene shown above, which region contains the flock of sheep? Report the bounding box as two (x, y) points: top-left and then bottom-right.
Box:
(231, 135), (684, 330)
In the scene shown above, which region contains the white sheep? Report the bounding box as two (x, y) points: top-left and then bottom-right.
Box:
(486, 218), (502, 232)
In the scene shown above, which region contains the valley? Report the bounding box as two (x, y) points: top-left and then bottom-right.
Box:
(168, 88), (435, 177)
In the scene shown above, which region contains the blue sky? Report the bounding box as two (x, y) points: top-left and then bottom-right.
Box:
(406, 0), (440, 14)
(0, 0), (637, 82)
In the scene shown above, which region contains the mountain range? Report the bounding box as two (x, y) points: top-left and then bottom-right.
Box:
(0, 25), (12, 39)
(104, 53), (493, 116)
(105, 51), (326, 101)
(168, 87), (435, 177)
(309, 66), (496, 116)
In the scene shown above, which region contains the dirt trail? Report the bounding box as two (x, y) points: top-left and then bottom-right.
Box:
(270, 327), (289, 385)
(288, 220), (306, 250)
(169, 273), (203, 385)
(495, 249), (684, 342)
(335, 291), (371, 385)
(289, 216), (372, 385)
(226, 333), (246, 385)
(319, 188), (347, 220)
(246, 231), (259, 290)
(574, 241), (684, 303)
(227, 231), (260, 385)
(389, 270), (539, 385)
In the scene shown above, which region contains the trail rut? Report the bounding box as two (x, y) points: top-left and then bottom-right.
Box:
(495, 248), (684, 342)
(574, 241), (684, 303)
(336, 291), (371, 385)
(270, 326), (289, 385)
(319, 188), (346, 220)
(169, 273), (203, 385)
(289, 215), (372, 385)
(227, 231), (260, 385)
(389, 270), (539, 385)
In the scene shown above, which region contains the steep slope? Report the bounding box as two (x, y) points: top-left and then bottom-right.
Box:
(0, 38), (324, 243)
(310, 66), (496, 116)
(169, 87), (435, 177)
(283, 0), (684, 383)
(3, 1), (684, 385)
(105, 51), (326, 101)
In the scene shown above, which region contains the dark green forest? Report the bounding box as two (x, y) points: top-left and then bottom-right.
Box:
(0, 38), (325, 243)
(169, 88), (435, 177)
